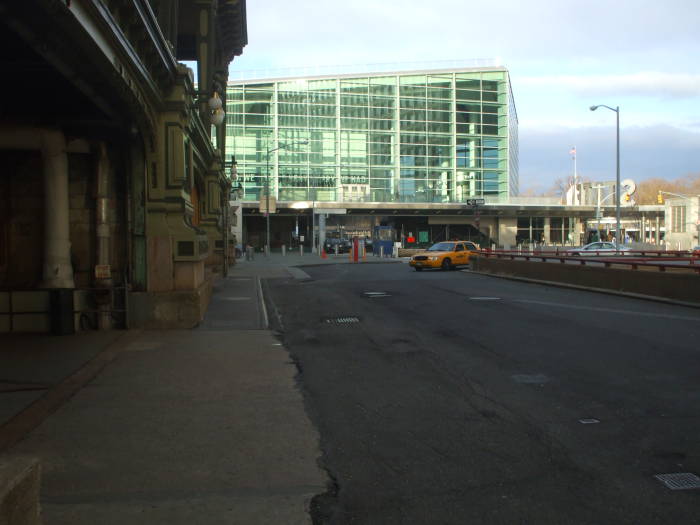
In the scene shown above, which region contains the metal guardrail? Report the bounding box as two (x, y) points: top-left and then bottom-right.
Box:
(477, 250), (700, 274)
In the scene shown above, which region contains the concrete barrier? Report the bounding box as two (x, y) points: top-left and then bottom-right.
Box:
(472, 256), (700, 305)
(0, 456), (42, 525)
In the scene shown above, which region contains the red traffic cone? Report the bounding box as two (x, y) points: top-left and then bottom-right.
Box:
(321, 248), (327, 259)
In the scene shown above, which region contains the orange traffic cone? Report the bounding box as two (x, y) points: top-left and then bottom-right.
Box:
(321, 248), (327, 259)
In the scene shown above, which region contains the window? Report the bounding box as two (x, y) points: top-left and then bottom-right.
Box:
(671, 205), (687, 233)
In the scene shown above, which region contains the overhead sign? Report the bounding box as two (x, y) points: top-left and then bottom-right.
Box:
(466, 198), (485, 206)
(316, 208), (347, 215)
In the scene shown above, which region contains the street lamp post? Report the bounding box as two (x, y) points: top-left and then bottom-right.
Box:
(590, 104), (621, 251)
(264, 140), (308, 256)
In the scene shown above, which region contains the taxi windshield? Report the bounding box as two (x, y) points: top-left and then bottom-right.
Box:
(427, 242), (454, 252)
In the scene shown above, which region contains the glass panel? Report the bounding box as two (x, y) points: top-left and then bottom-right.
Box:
(427, 122), (451, 133)
(370, 96), (395, 108)
(399, 75), (427, 85)
(308, 104), (335, 116)
(341, 118), (368, 130)
(340, 94), (369, 106)
(308, 79), (336, 92)
(456, 89), (481, 101)
(284, 79), (315, 91)
(369, 119), (394, 130)
(369, 76), (396, 96)
(341, 106), (369, 118)
(245, 90), (273, 101)
(308, 116), (335, 128)
(369, 154), (394, 166)
(308, 92), (336, 104)
(369, 107), (393, 119)
(400, 144), (426, 156)
(400, 85), (426, 97)
(279, 115), (308, 127)
(400, 120), (426, 132)
(427, 87), (451, 99)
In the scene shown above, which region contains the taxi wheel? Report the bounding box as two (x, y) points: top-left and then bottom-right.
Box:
(414, 266), (423, 271)
(441, 258), (452, 271)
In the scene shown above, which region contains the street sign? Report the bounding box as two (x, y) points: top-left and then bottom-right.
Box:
(466, 198), (485, 206)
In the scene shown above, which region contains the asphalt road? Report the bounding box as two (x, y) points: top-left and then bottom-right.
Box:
(265, 262), (700, 524)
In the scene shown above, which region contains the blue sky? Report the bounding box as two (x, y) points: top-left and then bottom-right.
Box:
(229, 0), (700, 193)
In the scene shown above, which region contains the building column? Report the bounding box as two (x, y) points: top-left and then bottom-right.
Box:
(41, 130), (74, 289)
(544, 217), (551, 244)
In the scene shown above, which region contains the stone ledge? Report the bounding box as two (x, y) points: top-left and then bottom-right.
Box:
(0, 456), (42, 525)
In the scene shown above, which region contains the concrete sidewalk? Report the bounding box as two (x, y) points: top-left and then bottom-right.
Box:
(0, 256), (341, 524)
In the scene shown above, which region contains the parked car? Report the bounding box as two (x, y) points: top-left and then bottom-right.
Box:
(324, 238), (352, 254)
(409, 241), (479, 271)
(692, 246), (700, 256)
(566, 242), (632, 256)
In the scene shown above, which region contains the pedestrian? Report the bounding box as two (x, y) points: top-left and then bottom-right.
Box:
(245, 242), (254, 261)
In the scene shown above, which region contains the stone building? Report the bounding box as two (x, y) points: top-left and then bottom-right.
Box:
(0, 1), (247, 331)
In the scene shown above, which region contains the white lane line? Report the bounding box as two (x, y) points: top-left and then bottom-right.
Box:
(469, 297), (501, 301)
(514, 299), (700, 322)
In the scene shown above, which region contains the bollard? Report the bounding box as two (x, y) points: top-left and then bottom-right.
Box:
(282, 245), (286, 257)
(380, 246), (384, 258)
(300, 245), (304, 256)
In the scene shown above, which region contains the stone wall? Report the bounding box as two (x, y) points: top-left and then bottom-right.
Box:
(472, 256), (700, 305)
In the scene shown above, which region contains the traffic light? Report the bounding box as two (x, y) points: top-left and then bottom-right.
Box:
(657, 193), (664, 204)
(624, 193), (630, 202)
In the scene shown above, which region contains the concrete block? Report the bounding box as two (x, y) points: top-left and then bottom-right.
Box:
(0, 456), (42, 525)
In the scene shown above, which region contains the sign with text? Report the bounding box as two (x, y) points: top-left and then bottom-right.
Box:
(466, 198), (485, 206)
(259, 196), (276, 214)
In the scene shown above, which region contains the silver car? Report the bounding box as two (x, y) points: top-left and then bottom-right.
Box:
(567, 242), (632, 256)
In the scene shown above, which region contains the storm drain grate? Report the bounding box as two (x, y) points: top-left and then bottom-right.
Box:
(323, 316), (360, 325)
(654, 473), (700, 490)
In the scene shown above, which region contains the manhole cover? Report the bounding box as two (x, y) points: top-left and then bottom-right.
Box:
(323, 316), (360, 325)
(654, 473), (700, 490)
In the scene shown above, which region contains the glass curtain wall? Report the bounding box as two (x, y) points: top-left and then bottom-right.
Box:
(226, 69), (517, 204)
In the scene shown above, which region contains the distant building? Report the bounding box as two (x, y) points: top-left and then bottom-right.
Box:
(224, 63), (521, 249)
(664, 196), (700, 249)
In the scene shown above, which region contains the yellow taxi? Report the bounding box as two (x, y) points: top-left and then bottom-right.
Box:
(409, 241), (480, 271)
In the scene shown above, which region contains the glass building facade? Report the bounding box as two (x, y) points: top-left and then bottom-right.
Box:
(225, 67), (518, 205)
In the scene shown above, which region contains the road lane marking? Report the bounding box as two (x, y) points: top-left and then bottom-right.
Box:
(513, 299), (700, 322)
(469, 297), (501, 301)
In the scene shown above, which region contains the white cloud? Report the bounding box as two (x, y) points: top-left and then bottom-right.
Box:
(518, 73), (700, 99)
